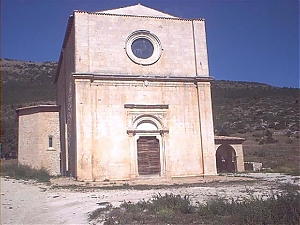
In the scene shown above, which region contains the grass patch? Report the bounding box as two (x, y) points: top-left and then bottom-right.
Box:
(1, 163), (51, 182)
(51, 180), (257, 191)
(105, 193), (196, 224)
(261, 165), (300, 176)
(279, 183), (300, 192)
(271, 165), (300, 176)
(198, 192), (300, 224)
(89, 191), (300, 224)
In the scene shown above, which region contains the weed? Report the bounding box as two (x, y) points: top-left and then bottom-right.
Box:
(93, 191), (300, 225)
(279, 183), (300, 192)
(272, 165), (300, 176)
(88, 203), (112, 223)
(150, 193), (194, 214)
(1, 163), (51, 182)
(197, 191), (300, 224)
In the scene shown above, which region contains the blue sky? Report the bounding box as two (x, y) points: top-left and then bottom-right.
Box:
(2, 0), (299, 88)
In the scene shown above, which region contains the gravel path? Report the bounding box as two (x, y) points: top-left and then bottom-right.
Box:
(1, 174), (299, 225)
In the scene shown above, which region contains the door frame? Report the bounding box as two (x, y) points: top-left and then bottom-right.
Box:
(136, 135), (161, 176)
(127, 114), (168, 178)
(134, 132), (164, 177)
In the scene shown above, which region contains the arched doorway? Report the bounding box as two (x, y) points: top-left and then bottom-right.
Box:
(136, 121), (161, 176)
(216, 144), (237, 173)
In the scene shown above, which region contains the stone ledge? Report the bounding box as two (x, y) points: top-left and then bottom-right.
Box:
(124, 104), (169, 109)
(73, 73), (213, 83)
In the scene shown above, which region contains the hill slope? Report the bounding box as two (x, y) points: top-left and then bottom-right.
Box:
(1, 59), (299, 173)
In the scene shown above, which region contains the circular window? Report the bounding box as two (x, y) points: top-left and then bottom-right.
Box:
(125, 30), (162, 65)
(131, 38), (154, 59)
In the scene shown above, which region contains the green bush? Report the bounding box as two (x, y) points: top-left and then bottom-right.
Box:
(1, 163), (51, 182)
(197, 191), (300, 224)
(150, 193), (194, 214)
(272, 165), (300, 176)
(88, 204), (112, 223)
(94, 191), (300, 224)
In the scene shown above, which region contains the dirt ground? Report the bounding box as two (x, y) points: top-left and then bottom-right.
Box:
(1, 174), (299, 225)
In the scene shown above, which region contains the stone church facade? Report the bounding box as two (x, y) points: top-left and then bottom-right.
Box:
(17, 4), (245, 181)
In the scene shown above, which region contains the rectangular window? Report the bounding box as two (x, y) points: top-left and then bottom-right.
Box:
(49, 137), (53, 148)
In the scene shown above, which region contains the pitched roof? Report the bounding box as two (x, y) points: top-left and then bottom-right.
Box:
(214, 136), (246, 144)
(16, 105), (60, 116)
(94, 3), (177, 18)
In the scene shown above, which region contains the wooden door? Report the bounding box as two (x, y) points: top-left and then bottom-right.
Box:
(137, 136), (160, 175)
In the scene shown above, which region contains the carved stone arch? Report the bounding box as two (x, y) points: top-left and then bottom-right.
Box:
(127, 114), (168, 178)
(137, 122), (158, 131)
(133, 114), (163, 130)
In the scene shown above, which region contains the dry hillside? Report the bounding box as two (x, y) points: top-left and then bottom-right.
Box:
(1, 58), (299, 173)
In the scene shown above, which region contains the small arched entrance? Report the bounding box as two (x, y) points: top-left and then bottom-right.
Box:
(216, 144), (237, 173)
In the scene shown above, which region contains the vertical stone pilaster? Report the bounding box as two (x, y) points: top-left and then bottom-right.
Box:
(160, 131), (168, 177)
(74, 11), (90, 73)
(196, 82), (217, 175)
(128, 131), (138, 178)
(192, 20), (209, 77)
(75, 80), (94, 181)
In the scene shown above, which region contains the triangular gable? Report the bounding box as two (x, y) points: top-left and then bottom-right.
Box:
(95, 4), (177, 18)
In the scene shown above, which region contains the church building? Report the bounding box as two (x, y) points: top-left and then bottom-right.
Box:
(17, 4), (245, 181)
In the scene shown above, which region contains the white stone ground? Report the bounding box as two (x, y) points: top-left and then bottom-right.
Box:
(1, 174), (299, 225)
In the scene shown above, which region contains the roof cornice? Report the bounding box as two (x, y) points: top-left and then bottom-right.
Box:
(74, 10), (204, 22)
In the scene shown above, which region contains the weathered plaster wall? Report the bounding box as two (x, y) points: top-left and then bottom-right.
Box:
(192, 20), (210, 76)
(74, 79), (208, 181)
(197, 82), (216, 175)
(56, 19), (76, 176)
(18, 109), (60, 175)
(74, 12), (209, 77)
(231, 144), (245, 172)
(18, 112), (39, 168)
(57, 10), (217, 180)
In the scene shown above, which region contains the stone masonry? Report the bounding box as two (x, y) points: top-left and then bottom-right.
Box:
(17, 105), (60, 175)
(17, 4), (245, 179)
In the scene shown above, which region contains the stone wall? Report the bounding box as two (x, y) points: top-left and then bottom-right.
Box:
(17, 106), (60, 175)
(244, 162), (263, 171)
(57, 9), (216, 180)
(71, 77), (217, 181)
(74, 11), (209, 77)
(56, 16), (76, 176)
